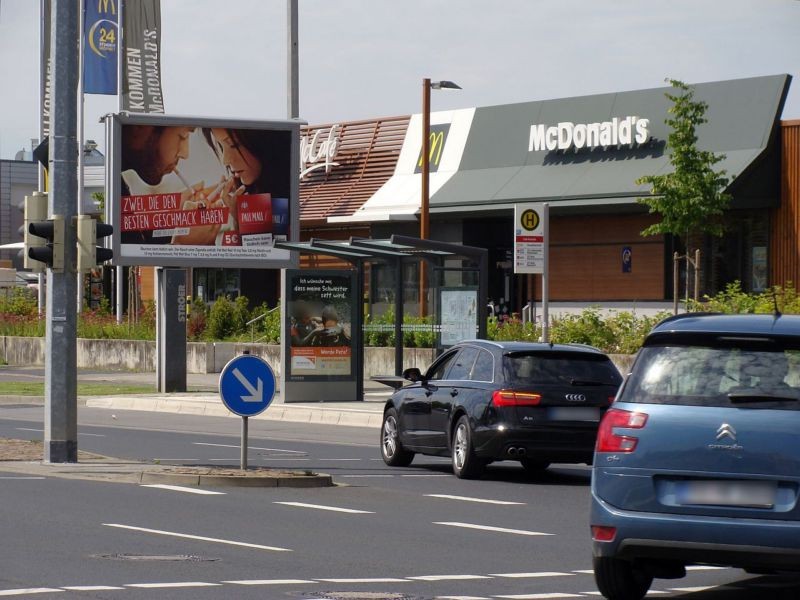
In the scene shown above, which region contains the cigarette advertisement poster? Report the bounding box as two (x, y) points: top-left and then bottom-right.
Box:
(438, 288), (479, 349)
(107, 113), (300, 268)
(286, 270), (355, 381)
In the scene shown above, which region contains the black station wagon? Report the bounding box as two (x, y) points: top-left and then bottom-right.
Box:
(380, 340), (623, 478)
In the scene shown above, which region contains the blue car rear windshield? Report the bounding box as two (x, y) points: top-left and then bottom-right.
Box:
(503, 352), (622, 387)
(622, 344), (800, 408)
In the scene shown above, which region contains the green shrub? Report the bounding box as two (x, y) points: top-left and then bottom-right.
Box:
(690, 282), (800, 315)
(206, 296), (236, 340)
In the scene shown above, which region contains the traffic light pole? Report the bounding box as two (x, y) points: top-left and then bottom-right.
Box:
(45, 0), (79, 463)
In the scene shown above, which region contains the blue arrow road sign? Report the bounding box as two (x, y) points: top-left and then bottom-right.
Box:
(219, 355), (276, 417)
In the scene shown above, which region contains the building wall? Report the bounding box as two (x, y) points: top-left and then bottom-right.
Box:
(771, 120), (800, 287)
(536, 213), (664, 301)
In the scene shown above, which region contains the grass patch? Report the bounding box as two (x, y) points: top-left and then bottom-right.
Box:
(0, 382), (157, 396)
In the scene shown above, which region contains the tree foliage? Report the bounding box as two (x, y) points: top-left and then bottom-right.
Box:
(637, 79), (731, 238)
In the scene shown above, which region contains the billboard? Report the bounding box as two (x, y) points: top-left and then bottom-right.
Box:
(106, 113), (300, 268)
(285, 269), (356, 381)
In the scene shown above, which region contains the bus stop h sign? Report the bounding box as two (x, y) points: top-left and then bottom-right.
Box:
(219, 355), (276, 417)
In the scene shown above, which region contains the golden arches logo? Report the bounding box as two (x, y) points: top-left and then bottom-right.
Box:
(417, 130), (446, 169)
(520, 209), (540, 231)
(97, 0), (117, 14)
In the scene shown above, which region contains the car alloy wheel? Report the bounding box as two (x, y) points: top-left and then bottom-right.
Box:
(380, 408), (414, 467)
(451, 415), (484, 479)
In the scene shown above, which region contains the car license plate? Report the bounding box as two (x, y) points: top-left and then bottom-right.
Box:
(676, 480), (777, 508)
(546, 407), (600, 421)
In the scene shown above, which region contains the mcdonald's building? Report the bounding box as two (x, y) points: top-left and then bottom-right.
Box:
(292, 73), (799, 316)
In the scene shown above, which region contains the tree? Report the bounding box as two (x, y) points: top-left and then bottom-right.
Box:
(636, 79), (732, 303)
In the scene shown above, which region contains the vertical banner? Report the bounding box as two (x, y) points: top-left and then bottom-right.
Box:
(83, 0), (119, 95)
(122, 0), (165, 113)
(40, 0), (52, 139)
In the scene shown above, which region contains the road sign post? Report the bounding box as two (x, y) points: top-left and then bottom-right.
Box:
(219, 354), (277, 470)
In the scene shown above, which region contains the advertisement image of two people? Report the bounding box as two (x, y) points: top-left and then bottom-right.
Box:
(119, 124), (290, 257)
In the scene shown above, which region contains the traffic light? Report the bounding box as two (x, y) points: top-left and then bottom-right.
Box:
(22, 192), (58, 272)
(76, 215), (113, 272)
(27, 214), (65, 272)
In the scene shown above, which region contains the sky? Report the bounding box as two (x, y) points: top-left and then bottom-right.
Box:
(0, 0), (798, 159)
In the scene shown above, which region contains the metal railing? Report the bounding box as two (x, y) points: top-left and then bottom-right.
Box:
(247, 305), (280, 343)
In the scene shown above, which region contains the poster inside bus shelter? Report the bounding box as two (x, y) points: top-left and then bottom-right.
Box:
(286, 269), (356, 381)
(108, 113), (299, 268)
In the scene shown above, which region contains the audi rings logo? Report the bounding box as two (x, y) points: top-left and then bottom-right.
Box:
(565, 393), (586, 402)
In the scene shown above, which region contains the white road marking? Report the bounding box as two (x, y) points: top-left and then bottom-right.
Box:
(318, 578), (409, 583)
(489, 572), (573, 578)
(436, 597), (490, 600)
(0, 477), (45, 480)
(402, 474), (450, 477)
(62, 587), (124, 592)
(207, 458), (242, 462)
(16, 428), (43, 433)
(427, 494), (525, 506)
(126, 582), (220, 589)
(274, 501), (374, 514)
(103, 524), (291, 552)
(193, 442), (306, 454)
(408, 575), (491, 581)
(141, 484), (226, 495)
(0, 590), (61, 597)
(78, 432), (106, 437)
(669, 587), (716, 593)
(572, 570), (593, 574)
(152, 459), (200, 462)
(434, 522), (553, 536)
(495, 594), (583, 599)
(341, 475), (394, 478)
(262, 458), (310, 461)
(318, 458), (362, 461)
(223, 580), (314, 585)
(685, 566), (729, 571)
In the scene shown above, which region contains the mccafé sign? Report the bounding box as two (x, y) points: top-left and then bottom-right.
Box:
(528, 116), (650, 152)
(300, 124), (340, 179)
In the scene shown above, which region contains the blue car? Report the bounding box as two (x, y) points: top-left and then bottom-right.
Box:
(591, 313), (800, 600)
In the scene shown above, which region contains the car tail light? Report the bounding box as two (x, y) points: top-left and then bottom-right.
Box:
(591, 525), (617, 542)
(491, 390), (542, 407)
(595, 408), (648, 453)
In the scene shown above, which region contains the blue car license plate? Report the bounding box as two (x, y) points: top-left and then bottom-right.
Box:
(676, 480), (777, 508)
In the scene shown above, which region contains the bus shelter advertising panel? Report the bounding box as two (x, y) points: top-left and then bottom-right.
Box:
(286, 269), (356, 381)
(105, 113), (301, 268)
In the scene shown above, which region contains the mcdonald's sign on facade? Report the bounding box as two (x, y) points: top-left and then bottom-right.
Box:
(415, 124), (451, 174)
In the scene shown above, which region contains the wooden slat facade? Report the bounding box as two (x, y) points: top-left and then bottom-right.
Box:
(771, 120), (800, 287)
(299, 116), (409, 223)
(533, 213), (664, 300)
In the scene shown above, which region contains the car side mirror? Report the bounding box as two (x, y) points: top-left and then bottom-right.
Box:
(403, 367), (423, 383)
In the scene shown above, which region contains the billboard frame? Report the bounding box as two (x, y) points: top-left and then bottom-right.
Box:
(104, 112), (302, 268)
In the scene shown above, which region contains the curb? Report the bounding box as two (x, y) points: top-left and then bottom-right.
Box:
(139, 470), (333, 488)
(86, 396), (386, 428)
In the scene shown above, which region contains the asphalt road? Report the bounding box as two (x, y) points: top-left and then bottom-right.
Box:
(2, 404), (800, 599)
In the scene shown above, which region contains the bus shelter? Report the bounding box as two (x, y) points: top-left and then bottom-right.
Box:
(275, 235), (488, 401)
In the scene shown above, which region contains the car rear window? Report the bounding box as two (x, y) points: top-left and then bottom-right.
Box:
(503, 351), (622, 387)
(622, 344), (800, 408)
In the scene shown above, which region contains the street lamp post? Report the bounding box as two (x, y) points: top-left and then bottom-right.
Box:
(420, 78), (460, 317)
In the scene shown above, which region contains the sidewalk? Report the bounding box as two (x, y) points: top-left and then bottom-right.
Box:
(81, 371), (391, 429)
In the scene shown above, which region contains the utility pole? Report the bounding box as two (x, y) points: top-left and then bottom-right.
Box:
(287, 0), (298, 119)
(44, 0), (79, 462)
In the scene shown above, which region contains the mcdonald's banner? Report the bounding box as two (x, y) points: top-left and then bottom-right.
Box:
(122, 0), (165, 113)
(415, 123), (451, 174)
(83, 0), (119, 95)
(40, 0), (52, 138)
